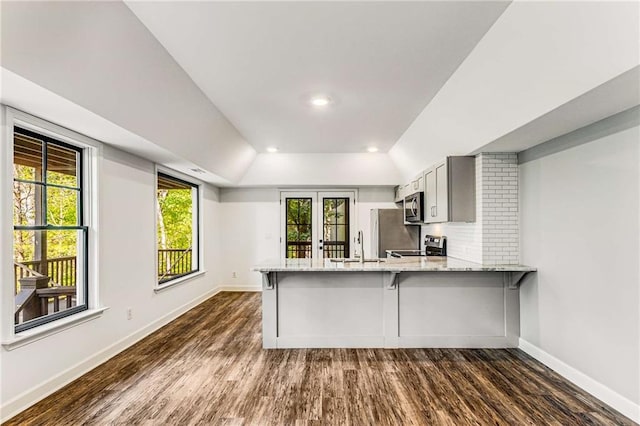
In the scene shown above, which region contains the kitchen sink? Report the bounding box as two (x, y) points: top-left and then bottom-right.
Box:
(329, 258), (386, 263)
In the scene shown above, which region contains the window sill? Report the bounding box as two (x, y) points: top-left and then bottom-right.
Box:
(154, 270), (207, 293)
(2, 307), (109, 351)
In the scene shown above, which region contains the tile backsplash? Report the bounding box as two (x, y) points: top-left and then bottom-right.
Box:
(421, 153), (519, 265)
(422, 221), (482, 262)
(480, 153), (519, 265)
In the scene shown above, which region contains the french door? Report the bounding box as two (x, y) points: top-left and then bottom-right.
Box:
(281, 191), (356, 259)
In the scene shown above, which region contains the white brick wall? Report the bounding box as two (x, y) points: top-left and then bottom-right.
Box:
(480, 153), (519, 265)
(421, 153), (519, 265)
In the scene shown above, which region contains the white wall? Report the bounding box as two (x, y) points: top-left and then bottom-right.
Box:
(218, 187), (396, 289)
(238, 153), (402, 187)
(218, 188), (281, 290)
(1, 144), (223, 420)
(519, 114), (640, 420)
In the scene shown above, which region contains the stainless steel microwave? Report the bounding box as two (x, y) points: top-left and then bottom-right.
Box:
(404, 192), (424, 223)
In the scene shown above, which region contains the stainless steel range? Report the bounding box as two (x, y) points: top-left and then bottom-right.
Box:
(387, 235), (447, 258)
(424, 235), (447, 256)
(386, 249), (424, 258)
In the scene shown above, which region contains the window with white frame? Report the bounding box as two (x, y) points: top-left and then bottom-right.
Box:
(156, 171), (200, 285)
(13, 126), (89, 332)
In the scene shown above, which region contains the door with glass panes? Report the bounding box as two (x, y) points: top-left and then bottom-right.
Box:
(281, 191), (356, 259)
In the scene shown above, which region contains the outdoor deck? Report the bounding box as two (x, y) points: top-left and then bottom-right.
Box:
(14, 248), (192, 326)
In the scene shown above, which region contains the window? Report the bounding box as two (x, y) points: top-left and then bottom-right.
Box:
(286, 198), (312, 258)
(322, 198), (350, 258)
(13, 127), (88, 332)
(156, 172), (200, 285)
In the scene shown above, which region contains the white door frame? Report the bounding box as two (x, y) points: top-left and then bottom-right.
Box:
(280, 189), (358, 259)
(317, 191), (357, 259)
(280, 191), (318, 260)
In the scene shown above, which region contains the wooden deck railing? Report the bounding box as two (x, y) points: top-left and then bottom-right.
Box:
(13, 249), (194, 325)
(14, 257), (77, 325)
(286, 241), (312, 258)
(14, 274), (76, 325)
(158, 248), (193, 280)
(286, 241), (348, 258)
(323, 241), (349, 258)
(14, 261), (45, 293)
(14, 251), (195, 292)
(14, 256), (76, 292)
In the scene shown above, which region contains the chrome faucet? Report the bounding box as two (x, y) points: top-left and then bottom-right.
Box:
(358, 230), (365, 263)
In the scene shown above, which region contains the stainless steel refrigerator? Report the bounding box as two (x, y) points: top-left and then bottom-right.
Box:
(370, 209), (420, 258)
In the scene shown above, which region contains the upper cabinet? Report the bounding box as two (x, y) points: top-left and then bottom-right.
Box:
(410, 174), (424, 193)
(394, 173), (423, 203)
(424, 156), (475, 223)
(394, 183), (409, 203)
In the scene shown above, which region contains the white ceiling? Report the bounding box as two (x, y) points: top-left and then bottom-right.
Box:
(125, 1), (509, 154)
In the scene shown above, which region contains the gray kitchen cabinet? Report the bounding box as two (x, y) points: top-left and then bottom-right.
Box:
(394, 183), (410, 203)
(394, 186), (402, 203)
(424, 156), (475, 223)
(410, 174), (424, 193)
(393, 185), (406, 203)
(424, 167), (438, 220)
(395, 174), (424, 204)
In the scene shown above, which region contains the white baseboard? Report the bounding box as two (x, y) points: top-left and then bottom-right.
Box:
(1, 287), (222, 423)
(518, 338), (640, 424)
(219, 285), (262, 292)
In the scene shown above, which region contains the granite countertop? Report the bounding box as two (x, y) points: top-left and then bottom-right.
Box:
(252, 256), (536, 273)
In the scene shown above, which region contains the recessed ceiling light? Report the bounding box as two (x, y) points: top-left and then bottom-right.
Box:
(367, 147), (379, 153)
(266, 147), (278, 153)
(310, 95), (331, 107)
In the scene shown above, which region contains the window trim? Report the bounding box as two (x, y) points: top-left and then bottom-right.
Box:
(321, 196), (351, 258)
(154, 166), (203, 290)
(13, 126), (88, 333)
(2, 106), (103, 342)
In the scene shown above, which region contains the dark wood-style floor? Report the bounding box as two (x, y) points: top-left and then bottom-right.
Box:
(5, 292), (635, 425)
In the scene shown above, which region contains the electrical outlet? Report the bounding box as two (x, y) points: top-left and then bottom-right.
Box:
(232, 272), (237, 279)
(126, 307), (132, 320)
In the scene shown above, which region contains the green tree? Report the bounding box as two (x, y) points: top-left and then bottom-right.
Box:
(157, 187), (194, 278)
(286, 199), (311, 258)
(13, 165), (36, 262)
(13, 164), (80, 287)
(157, 188), (193, 250)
